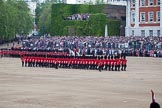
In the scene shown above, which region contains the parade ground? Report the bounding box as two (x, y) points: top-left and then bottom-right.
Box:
(0, 57), (162, 108)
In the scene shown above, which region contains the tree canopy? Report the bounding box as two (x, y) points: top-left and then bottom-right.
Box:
(35, 2), (52, 35)
(0, 0), (33, 41)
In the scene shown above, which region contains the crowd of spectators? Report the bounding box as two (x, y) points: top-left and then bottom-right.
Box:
(18, 36), (162, 57)
(65, 13), (90, 20)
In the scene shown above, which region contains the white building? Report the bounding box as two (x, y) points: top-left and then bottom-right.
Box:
(74, 0), (126, 5)
(125, 0), (162, 37)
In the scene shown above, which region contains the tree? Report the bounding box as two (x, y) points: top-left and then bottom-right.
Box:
(0, 0), (33, 41)
(36, 2), (52, 35)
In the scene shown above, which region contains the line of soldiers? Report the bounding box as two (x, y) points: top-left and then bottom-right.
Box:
(21, 55), (127, 72)
(0, 49), (68, 58)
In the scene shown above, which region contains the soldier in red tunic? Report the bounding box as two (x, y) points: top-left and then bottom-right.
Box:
(111, 56), (114, 71)
(55, 58), (59, 69)
(117, 56), (121, 71)
(98, 59), (103, 72)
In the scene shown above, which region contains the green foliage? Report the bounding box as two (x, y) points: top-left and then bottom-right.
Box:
(37, 2), (52, 35)
(35, 3), (42, 25)
(108, 19), (121, 36)
(51, 4), (121, 36)
(0, 0), (33, 41)
(88, 13), (107, 36)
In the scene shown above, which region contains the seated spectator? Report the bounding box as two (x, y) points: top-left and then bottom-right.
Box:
(65, 13), (90, 21)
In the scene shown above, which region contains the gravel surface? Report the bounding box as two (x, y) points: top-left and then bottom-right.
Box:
(0, 57), (162, 108)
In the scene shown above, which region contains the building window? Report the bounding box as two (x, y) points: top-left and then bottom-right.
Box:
(148, 12), (154, 22)
(131, 11), (135, 23)
(131, 0), (135, 7)
(141, 30), (145, 36)
(149, 30), (153, 36)
(157, 30), (160, 37)
(140, 0), (145, 6)
(148, 0), (153, 5)
(140, 12), (145, 22)
(156, 11), (160, 22)
(157, 0), (160, 5)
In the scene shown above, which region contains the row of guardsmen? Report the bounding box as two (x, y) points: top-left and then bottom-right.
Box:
(21, 55), (127, 72)
(0, 49), (69, 58)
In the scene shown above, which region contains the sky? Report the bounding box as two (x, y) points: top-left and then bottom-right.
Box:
(67, 0), (76, 4)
